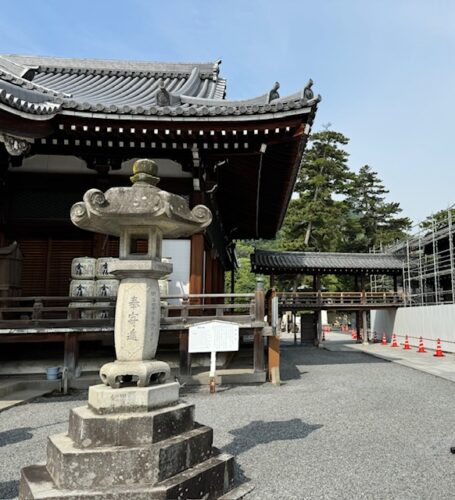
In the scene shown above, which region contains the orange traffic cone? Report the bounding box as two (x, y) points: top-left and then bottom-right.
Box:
(417, 336), (426, 353)
(352, 329), (357, 340)
(403, 335), (411, 350)
(391, 333), (399, 347)
(434, 338), (445, 357)
(373, 332), (379, 343)
(381, 333), (387, 346)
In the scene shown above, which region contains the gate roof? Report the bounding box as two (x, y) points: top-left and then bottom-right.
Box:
(251, 250), (404, 275)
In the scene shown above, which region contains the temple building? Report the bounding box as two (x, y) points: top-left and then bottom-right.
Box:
(0, 54), (320, 295)
(0, 54), (319, 381)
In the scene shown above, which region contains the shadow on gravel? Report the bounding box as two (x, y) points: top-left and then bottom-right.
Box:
(279, 345), (389, 382)
(29, 390), (88, 404)
(223, 419), (322, 456)
(0, 479), (19, 499)
(0, 426), (33, 447)
(301, 350), (389, 366)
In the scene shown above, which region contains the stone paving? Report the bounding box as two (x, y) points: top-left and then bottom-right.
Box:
(2, 342), (455, 499)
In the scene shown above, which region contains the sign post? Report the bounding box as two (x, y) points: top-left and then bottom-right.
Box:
(189, 320), (239, 393)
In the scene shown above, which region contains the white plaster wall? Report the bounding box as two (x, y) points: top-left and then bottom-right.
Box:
(162, 239), (190, 296)
(371, 305), (455, 352)
(321, 310), (328, 325)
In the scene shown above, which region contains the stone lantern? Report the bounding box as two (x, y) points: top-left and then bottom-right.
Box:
(70, 158), (212, 388)
(19, 160), (250, 499)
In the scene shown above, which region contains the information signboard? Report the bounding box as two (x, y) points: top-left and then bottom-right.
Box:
(189, 320), (239, 353)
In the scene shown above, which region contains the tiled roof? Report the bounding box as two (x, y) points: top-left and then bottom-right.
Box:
(0, 54), (320, 120)
(251, 250), (404, 274)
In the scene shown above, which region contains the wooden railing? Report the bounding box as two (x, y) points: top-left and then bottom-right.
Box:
(277, 291), (404, 309)
(0, 296), (116, 329)
(0, 293), (265, 331)
(0, 289), (269, 381)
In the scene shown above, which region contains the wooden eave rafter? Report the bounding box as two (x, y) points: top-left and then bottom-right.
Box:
(2, 105), (317, 241)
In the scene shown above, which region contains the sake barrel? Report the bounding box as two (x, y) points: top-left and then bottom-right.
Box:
(71, 257), (96, 279)
(95, 279), (119, 298)
(95, 257), (118, 279)
(94, 301), (113, 319)
(69, 279), (95, 298)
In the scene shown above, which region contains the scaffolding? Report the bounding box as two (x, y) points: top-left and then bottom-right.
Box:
(371, 204), (455, 307)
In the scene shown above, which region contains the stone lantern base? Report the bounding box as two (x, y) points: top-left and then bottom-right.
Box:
(19, 383), (252, 499)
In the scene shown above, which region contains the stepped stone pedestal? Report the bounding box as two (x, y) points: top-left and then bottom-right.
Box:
(20, 383), (251, 499)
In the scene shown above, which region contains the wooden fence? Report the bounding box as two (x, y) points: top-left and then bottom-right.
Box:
(277, 291), (404, 310)
(0, 291), (269, 381)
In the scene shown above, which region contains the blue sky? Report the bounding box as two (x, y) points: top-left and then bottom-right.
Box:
(2, 0), (454, 224)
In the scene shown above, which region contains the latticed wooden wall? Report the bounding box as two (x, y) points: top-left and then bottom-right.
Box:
(16, 237), (120, 296)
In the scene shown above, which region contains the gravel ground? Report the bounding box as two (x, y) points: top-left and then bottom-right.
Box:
(2, 341), (455, 499)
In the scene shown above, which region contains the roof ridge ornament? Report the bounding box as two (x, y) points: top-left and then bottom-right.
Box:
(212, 59), (222, 80)
(302, 79), (314, 100)
(0, 133), (32, 156)
(156, 83), (170, 106)
(268, 81), (280, 103)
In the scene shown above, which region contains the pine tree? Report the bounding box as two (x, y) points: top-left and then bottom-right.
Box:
(280, 128), (352, 251)
(344, 165), (411, 251)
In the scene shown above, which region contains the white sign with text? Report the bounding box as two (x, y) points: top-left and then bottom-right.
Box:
(188, 320), (239, 354)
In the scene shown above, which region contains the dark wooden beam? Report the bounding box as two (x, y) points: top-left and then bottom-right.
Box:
(179, 332), (191, 377)
(64, 332), (79, 378)
(189, 234), (204, 295)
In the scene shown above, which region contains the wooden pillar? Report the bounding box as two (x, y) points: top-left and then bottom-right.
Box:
(64, 332), (79, 380)
(353, 275), (360, 342)
(254, 278), (265, 373)
(314, 273), (322, 346)
(355, 311), (361, 342)
(189, 190), (205, 297)
(360, 275), (368, 344)
(393, 275), (398, 292)
(362, 310), (368, 345)
(218, 263), (225, 295)
(268, 335), (280, 385)
(204, 250), (214, 298)
(266, 286), (280, 385)
(179, 332), (191, 376)
(253, 329), (265, 372)
(255, 278), (265, 322)
(179, 296), (191, 376)
(189, 234), (204, 295)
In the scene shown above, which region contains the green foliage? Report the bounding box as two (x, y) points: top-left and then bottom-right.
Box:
(225, 239), (271, 294)
(281, 129), (353, 252)
(343, 165), (411, 251)
(419, 207), (455, 232)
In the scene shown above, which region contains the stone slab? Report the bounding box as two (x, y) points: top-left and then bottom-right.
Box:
(20, 451), (235, 499)
(46, 426), (213, 489)
(69, 402), (194, 448)
(88, 382), (179, 414)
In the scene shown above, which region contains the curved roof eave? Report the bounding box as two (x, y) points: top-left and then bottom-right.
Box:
(0, 54), (321, 124)
(0, 101), (59, 120)
(58, 103), (318, 123)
